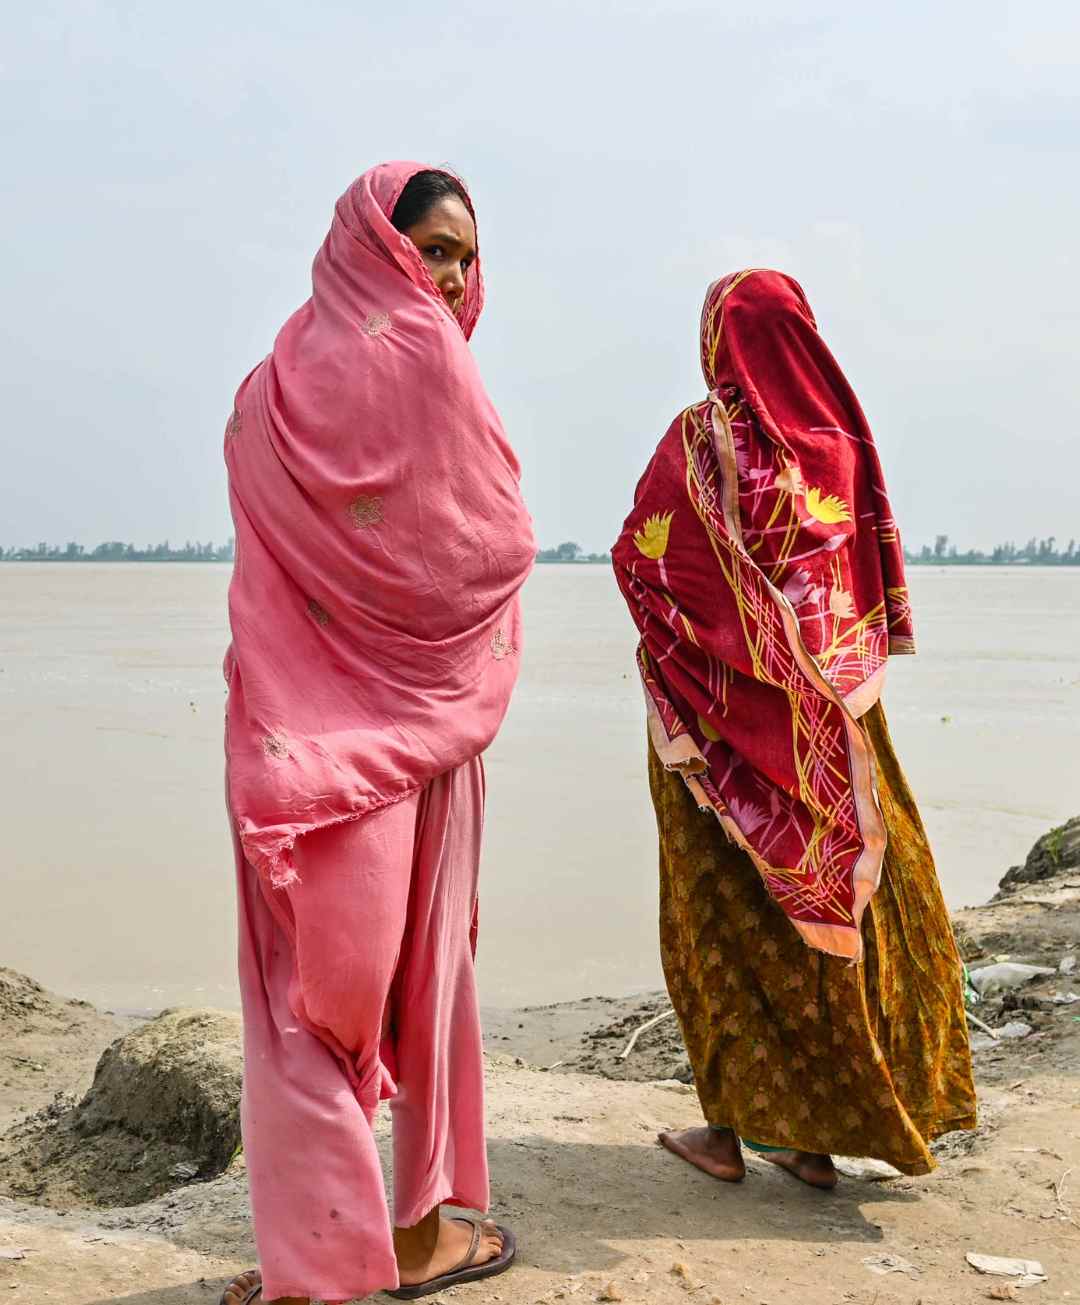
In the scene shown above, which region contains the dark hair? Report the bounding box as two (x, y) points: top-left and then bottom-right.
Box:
(390, 169), (470, 232)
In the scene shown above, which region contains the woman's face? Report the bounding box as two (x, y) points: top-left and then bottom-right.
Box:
(402, 196), (477, 317)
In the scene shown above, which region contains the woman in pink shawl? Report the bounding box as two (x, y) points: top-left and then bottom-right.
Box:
(219, 163), (535, 1305)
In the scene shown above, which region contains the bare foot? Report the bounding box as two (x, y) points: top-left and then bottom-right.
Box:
(219, 1268), (307, 1305)
(658, 1126), (746, 1182)
(762, 1149), (838, 1190)
(394, 1207), (504, 1287)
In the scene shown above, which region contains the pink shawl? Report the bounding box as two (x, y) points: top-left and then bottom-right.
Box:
(224, 161), (536, 888)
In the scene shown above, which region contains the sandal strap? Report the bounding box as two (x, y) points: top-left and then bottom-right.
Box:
(446, 1218), (482, 1276)
(219, 1271), (262, 1305)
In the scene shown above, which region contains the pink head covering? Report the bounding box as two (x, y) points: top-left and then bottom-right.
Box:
(224, 161), (536, 887)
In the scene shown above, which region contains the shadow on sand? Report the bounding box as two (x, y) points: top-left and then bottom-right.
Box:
(85, 1132), (921, 1303)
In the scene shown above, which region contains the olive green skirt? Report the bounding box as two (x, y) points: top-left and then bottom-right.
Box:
(649, 701), (977, 1175)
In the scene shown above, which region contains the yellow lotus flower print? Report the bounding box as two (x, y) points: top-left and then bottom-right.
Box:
(805, 486), (852, 525)
(634, 510), (675, 560)
(696, 712), (722, 743)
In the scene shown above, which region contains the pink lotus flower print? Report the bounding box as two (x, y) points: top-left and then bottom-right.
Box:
(828, 586), (856, 619)
(774, 464), (804, 495)
(782, 568), (812, 605)
(727, 796), (768, 837)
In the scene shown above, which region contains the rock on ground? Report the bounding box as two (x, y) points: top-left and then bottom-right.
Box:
(0, 1008), (241, 1208)
(997, 815), (1080, 894)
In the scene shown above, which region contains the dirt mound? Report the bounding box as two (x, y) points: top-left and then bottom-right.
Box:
(0, 965), (96, 1035)
(997, 815), (1080, 895)
(0, 967), (124, 1134)
(0, 967), (53, 1023)
(0, 1007), (242, 1208)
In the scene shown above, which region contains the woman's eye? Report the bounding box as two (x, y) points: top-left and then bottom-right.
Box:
(427, 245), (445, 258)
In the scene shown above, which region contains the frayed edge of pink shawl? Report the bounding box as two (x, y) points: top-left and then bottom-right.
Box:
(232, 822), (304, 889)
(237, 785), (425, 891)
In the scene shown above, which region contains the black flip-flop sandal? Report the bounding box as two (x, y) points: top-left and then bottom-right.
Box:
(218, 1269), (262, 1305)
(387, 1218), (517, 1301)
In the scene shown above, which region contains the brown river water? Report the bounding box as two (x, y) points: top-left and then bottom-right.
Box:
(2, 563), (1077, 1010)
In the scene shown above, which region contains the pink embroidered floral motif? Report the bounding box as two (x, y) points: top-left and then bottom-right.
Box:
(347, 495), (384, 528)
(361, 312), (392, 337)
(307, 598), (330, 627)
(490, 628), (516, 660)
(262, 730), (290, 759)
(225, 408), (242, 440)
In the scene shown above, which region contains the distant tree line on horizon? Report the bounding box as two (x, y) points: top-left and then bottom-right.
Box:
(4, 534), (1078, 567)
(905, 535), (1080, 566)
(535, 541), (611, 564)
(6, 538), (603, 564)
(1, 539), (236, 562)
(538, 535), (1080, 567)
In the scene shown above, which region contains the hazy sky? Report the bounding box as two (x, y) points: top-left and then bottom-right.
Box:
(3, 1), (1078, 554)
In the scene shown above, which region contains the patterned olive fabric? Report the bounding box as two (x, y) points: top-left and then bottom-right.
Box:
(649, 701), (976, 1175)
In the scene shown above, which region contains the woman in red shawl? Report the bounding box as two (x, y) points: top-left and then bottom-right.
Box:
(612, 270), (975, 1187)
(219, 165), (534, 1305)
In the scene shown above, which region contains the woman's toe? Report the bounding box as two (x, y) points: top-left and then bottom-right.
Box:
(478, 1222), (503, 1262)
(221, 1269), (261, 1303)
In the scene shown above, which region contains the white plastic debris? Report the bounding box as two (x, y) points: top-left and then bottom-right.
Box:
(996, 1021), (1034, 1040)
(966, 1253), (1047, 1287)
(834, 1156), (903, 1181)
(1052, 990), (1079, 1004)
(968, 964), (1054, 998)
(1060, 954), (1077, 976)
(167, 1162), (199, 1181)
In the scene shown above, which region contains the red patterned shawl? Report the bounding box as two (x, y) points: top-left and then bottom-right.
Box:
(612, 270), (914, 959)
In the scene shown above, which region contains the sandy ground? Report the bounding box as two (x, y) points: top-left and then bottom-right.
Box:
(2, 847), (1079, 1303)
(1, 1055), (1078, 1305)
